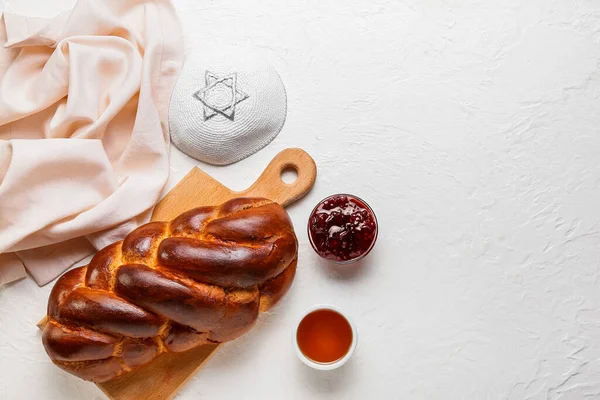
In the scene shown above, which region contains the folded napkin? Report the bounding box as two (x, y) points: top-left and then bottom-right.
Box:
(0, 0), (183, 286)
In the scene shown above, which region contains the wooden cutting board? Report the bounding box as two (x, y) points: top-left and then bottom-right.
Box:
(39, 148), (316, 400)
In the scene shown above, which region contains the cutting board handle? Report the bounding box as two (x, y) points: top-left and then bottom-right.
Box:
(241, 148), (317, 207)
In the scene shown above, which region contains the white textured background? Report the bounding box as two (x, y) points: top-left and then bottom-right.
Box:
(2, 0), (600, 399)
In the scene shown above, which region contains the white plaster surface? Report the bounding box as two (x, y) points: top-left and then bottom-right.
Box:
(2, 0), (600, 399)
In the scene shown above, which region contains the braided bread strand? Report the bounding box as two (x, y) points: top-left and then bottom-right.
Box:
(42, 198), (298, 382)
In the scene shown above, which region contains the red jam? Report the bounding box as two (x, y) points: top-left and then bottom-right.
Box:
(308, 194), (377, 263)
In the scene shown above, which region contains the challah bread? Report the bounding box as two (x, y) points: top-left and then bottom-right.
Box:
(42, 198), (298, 383)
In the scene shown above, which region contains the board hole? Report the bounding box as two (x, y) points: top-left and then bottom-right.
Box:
(281, 167), (298, 184)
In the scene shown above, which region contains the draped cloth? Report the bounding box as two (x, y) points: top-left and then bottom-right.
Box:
(0, 0), (183, 285)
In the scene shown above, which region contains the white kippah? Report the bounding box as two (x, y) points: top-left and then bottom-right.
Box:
(168, 46), (287, 165)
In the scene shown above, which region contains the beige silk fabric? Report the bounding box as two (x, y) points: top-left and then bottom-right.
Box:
(0, 0), (183, 286)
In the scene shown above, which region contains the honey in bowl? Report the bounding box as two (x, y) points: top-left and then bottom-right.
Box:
(296, 308), (353, 364)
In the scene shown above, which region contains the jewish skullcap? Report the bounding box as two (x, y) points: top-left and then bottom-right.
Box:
(169, 46), (287, 165)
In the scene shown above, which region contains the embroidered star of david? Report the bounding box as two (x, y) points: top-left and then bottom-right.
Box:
(193, 71), (249, 121)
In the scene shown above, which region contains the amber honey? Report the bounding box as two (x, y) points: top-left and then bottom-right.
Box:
(296, 309), (353, 363)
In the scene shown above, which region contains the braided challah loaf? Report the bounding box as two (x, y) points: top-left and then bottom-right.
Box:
(42, 198), (298, 382)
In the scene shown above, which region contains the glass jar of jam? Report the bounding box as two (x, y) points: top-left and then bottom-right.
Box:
(307, 194), (378, 263)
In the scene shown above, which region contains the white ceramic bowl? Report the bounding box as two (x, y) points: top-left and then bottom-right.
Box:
(293, 304), (358, 370)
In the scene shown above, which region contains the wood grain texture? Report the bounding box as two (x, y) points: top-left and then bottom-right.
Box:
(99, 344), (219, 400)
(152, 147), (317, 221)
(45, 148), (316, 400)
